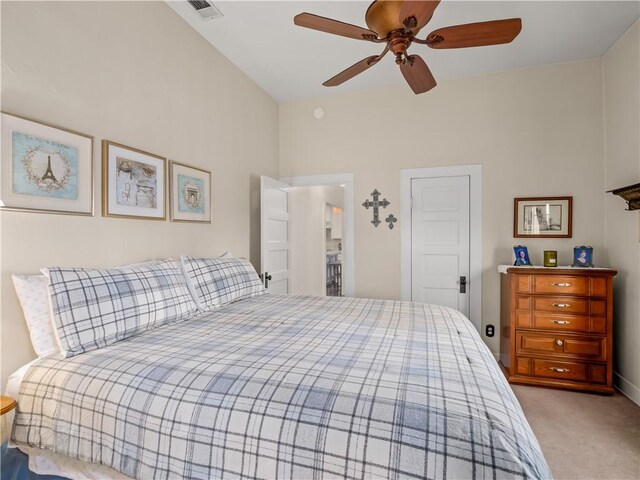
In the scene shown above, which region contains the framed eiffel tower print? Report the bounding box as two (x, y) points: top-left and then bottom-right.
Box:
(0, 112), (93, 215)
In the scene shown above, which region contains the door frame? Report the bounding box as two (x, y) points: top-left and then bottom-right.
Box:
(280, 173), (355, 297)
(400, 165), (482, 332)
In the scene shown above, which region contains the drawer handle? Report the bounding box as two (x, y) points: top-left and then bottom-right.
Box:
(552, 282), (572, 287)
(552, 303), (571, 308)
(549, 367), (570, 373)
(551, 320), (571, 325)
(555, 339), (564, 346)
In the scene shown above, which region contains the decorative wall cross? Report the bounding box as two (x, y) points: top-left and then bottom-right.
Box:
(385, 214), (397, 230)
(362, 189), (389, 227)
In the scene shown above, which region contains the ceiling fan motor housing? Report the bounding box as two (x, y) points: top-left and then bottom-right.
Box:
(365, 0), (425, 37)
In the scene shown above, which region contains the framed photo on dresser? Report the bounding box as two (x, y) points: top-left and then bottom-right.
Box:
(0, 112), (94, 215)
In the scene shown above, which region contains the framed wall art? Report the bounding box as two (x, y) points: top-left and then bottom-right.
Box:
(514, 196), (572, 238)
(102, 140), (166, 220)
(0, 111), (93, 215)
(169, 161), (211, 223)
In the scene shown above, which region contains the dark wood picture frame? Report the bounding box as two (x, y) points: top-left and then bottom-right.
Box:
(513, 196), (573, 238)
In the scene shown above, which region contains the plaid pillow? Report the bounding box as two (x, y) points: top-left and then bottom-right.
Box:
(48, 260), (198, 357)
(181, 256), (265, 310)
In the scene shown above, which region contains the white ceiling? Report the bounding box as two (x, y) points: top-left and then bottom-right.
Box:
(167, 1), (640, 102)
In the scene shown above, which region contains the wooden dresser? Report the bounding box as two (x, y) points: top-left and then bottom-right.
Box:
(500, 266), (617, 394)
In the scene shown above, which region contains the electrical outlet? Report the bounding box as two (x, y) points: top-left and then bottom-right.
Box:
(486, 324), (495, 337)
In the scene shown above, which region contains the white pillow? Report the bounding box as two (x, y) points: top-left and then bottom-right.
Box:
(12, 274), (59, 357)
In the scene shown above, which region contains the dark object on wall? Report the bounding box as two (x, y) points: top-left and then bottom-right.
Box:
(514, 196), (573, 238)
(572, 246), (594, 268)
(385, 214), (397, 229)
(362, 189), (389, 227)
(486, 325), (495, 337)
(608, 183), (640, 211)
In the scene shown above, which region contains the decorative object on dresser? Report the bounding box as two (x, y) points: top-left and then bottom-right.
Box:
(514, 196), (572, 238)
(572, 246), (594, 267)
(102, 140), (166, 220)
(543, 250), (557, 267)
(1, 111), (94, 216)
(499, 266), (617, 394)
(608, 182), (640, 211)
(513, 245), (532, 266)
(169, 161), (211, 223)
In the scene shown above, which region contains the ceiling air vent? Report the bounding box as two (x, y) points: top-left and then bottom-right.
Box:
(187, 0), (223, 20)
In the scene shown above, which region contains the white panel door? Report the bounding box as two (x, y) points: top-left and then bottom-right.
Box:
(411, 176), (470, 316)
(260, 176), (291, 294)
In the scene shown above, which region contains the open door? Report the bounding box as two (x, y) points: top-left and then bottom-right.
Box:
(260, 176), (291, 293)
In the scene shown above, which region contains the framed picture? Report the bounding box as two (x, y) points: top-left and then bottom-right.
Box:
(169, 161), (211, 223)
(572, 246), (594, 267)
(102, 140), (166, 220)
(514, 196), (572, 238)
(513, 245), (532, 266)
(0, 111), (93, 215)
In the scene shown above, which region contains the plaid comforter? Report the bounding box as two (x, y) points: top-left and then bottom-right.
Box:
(12, 295), (551, 479)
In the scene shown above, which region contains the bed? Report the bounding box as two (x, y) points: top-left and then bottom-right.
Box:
(9, 293), (551, 479)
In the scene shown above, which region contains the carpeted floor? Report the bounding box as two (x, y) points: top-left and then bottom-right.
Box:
(512, 385), (640, 479)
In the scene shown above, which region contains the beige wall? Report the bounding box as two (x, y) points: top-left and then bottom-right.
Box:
(280, 59), (606, 354)
(0, 1), (279, 387)
(290, 185), (344, 296)
(603, 21), (640, 402)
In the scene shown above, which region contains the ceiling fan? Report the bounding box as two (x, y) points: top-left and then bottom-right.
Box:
(294, 1), (522, 94)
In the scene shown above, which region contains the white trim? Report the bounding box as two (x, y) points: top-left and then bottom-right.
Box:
(400, 165), (483, 332)
(280, 174), (355, 297)
(614, 371), (640, 406)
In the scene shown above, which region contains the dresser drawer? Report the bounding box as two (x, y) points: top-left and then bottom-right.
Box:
(533, 358), (588, 382)
(516, 331), (606, 361)
(515, 357), (608, 385)
(533, 275), (589, 296)
(533, 296), (589, 314)
(531, 313), (606, 334)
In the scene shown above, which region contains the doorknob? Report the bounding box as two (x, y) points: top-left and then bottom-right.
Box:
(260, 272), (272, 288)
(459, 276), (467, 293)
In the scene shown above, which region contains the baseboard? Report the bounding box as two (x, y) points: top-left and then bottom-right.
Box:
(614, 371), (640, 406)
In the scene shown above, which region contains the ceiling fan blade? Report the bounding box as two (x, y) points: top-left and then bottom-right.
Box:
(324, 47), (389, 87)
(426, 18), (522, 49)
(399, 1), (441, 29)
(400, 55), (437, 94)
(294, 13), (378, 41)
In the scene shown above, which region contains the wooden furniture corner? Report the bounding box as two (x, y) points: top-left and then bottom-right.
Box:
(0, 396), (16, 416)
